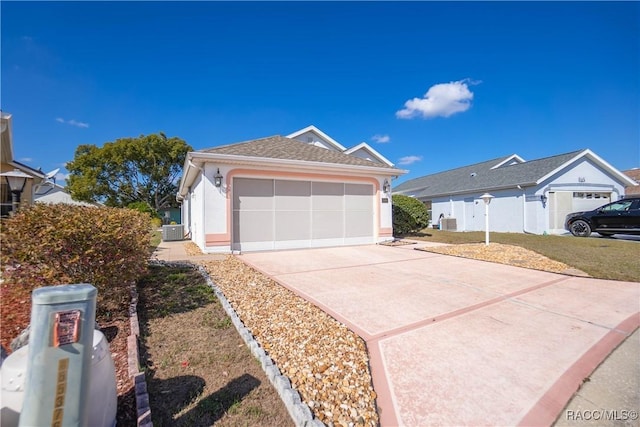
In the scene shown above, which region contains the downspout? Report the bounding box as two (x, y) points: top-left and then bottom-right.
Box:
(188, 160), (205, 243)
(519, 185), (536, 234)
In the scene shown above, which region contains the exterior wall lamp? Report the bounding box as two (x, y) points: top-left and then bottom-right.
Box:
(540, 194), (548, 205)
(214, 169), (223, 188)
(480, 193), (494, 246)
(1, 169), (33, 215)
(382, 179), (391, 194)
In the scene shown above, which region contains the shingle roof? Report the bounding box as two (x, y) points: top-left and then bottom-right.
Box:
(394, 149), (586, 198)
(200, 135), (396, 169)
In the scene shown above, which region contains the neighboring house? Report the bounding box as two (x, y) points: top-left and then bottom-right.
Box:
(177, 125), (405, 253)
(34, 182), (99, 207)
(393, 149), (636, 235)
(158, 207), (181, 224)
(1, 113), (47, 217)
(622, 169), (640, 196)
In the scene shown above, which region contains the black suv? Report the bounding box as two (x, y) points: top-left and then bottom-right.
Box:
(565, 197), (640, 237)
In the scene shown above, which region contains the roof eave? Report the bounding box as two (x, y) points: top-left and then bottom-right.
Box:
(396, 182), (538, 199)
(178, 151), (407, 197)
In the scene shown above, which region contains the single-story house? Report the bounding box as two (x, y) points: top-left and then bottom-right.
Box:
(1, 113), (47, 217)
(177, 126), (405, 253)
(393, 149), (637, 235)
(34, 182), (100, 207)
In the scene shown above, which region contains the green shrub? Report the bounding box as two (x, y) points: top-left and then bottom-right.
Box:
(151, 217), (163, 228)
(1, 204), (151, 320)
(392, 194), (429, 235)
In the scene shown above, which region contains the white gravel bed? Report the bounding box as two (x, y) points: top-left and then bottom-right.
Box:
(202, 256), (379, 427)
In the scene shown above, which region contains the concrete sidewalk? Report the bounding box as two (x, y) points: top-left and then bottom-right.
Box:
(152, 239), (226, 263)
(241, 244), (640, 427)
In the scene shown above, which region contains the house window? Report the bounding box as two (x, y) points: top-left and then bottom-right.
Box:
(573, 192), (609, 200)
(1, 182), (12, 217)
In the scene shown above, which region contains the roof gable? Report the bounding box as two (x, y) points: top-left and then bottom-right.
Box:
(344, 142), (395, 167)
(491, 154), (525, 169)
(286, 125), (346, 151)
(200, 135), (395, 169)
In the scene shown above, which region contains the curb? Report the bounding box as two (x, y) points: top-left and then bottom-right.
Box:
(148, 260), (322, 427)
(127, 283), (153, 427)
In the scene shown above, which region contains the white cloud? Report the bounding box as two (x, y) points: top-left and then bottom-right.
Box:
(19, 157), (33, 162)
(56, 117), (89, 128)
(55, 172), (70, 182)
(396, 79), (478, 119)
(371, 134), (390, 143)
(398, 155), (422, 165)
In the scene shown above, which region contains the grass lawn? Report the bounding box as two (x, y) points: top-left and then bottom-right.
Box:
(401, 230), (640, 282)
(137, 264), (292, 427)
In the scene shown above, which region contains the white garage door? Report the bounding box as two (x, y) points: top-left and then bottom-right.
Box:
(549, 191), (611, 230)
(232, 178), (374, 251)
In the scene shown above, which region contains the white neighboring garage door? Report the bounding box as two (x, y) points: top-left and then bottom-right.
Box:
(549, 191), (611, 230)
(232, 178), (374, 252)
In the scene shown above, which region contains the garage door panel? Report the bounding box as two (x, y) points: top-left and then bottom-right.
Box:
(346, 210), (373, 237)
(275, 180), (311, 210)
(233, 178), (274, 210)
(312, 211), (344, 239)
(312, 182), (344, 210)
(345, 183), (373, 196)
(233, 210), (274, 243)
(275, 211), (311, 241)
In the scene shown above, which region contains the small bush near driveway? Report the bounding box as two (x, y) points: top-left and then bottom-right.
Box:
(1, 204), (152, 347)
(392, 194), (429, 235)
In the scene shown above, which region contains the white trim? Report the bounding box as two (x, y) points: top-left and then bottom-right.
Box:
(491, 154), (526, 169)
(286, 125), (347, 151)
(537, 149), (636, 187)
(344, 142), (395, 167)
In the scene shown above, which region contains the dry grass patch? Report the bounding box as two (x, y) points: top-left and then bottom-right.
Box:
(138, 264), (292, 427)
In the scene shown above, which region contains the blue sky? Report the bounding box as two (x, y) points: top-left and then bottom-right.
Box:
(2, 1), (638, 186)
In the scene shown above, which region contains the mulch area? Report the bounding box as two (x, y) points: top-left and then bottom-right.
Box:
(202, 256), (379, 427)
(415, 242), (590, 276)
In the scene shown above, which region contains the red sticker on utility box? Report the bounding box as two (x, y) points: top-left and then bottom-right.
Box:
(53, 310), (81, 347)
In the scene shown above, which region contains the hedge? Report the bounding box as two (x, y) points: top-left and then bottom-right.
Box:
(1, 204), (152, 320)
(392, 194), (430, 235)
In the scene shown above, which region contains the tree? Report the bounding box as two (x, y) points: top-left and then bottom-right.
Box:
(67, 133), (192, 211)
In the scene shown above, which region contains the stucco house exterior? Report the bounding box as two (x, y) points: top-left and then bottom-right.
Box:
(1, 113), (47, 217)
(393, 149), (636, 235)
(177, 126), (405, 253)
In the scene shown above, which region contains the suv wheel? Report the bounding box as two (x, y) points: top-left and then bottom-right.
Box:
(569, 220), (592, 237)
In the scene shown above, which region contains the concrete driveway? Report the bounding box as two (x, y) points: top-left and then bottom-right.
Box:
(240, 244), (639, 426)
